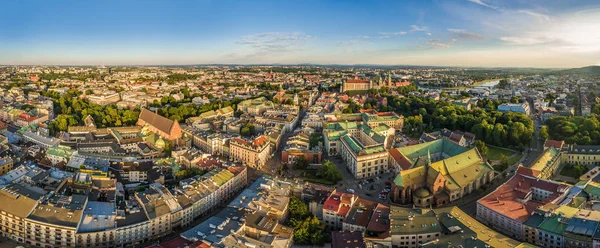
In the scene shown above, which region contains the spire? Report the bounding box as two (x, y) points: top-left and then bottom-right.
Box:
(427, 149), (431, 167)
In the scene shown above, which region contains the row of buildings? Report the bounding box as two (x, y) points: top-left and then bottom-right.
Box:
(0, 163), (248, 248)
(299, 182), (529, 248)
(476, 140), (600, 248)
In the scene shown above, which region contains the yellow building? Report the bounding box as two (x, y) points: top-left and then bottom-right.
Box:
(0, 157), (13, 175)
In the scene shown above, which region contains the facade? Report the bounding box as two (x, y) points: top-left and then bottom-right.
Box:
(87, 93), (121, 106)
(0, 157), (14, 175)
(229, 136), (270, 169)
(323, 190), (358, 229)
(528, 147), (562, 179)
(477, 171), (568, 240)
(389, 139), (494, 207)
(562, 145), (600, 166)
(324, 120), (395, 179)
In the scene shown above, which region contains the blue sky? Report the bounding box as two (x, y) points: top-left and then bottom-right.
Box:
(1, 0), (599, 67)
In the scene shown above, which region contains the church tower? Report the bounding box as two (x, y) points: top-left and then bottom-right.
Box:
(388, 73), (393, 87)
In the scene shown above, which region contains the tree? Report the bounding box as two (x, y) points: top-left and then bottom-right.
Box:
(163, 141), (173, 156)
(474, 140), (488, 157)
(497, 79), (509, 89)
(540, 126), (549, 141)
(240, 123), (256, 137)
(293, 157), (309, 169)
(288, 197), (310, 220)
(317, 160), (342, 183)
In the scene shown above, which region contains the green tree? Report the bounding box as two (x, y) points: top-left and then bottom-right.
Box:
(240, 123), (256, 137)
(317, 160), (342, 183)
(540, 126), (549, 141)
(288, 197), (310, 220)
(474, 140), (488, 157)
(293, 157), (309, 170)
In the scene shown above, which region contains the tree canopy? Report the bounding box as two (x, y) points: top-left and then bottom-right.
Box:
(546, 115), (600, 145)
(317, 160), (342, 183)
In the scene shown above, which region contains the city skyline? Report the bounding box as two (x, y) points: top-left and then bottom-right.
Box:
(2, 0), (599, 67)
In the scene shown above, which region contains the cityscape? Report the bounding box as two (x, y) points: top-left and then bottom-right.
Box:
(1, 1), (600, 248)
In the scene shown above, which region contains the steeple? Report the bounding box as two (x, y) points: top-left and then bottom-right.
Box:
(388, 73), (393, 87)
(427, 149), (432, 167)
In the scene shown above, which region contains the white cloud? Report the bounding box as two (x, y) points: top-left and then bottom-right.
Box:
(447, 28), (485, 40)
(517, 10), (551, 22)
(349, 35), (371, 39)
(425, 39), (451, 49)
(498, 8), (600, 53)
(467, 0), (498, 10)
(410, 25), (428, 32)
(379, 31), (407, 35)
(500, 36), (554, 45)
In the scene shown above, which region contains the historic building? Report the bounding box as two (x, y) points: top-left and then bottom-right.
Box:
(229, 136), (271, 169)
(324, 120), (395, 179)
(136, 108), (182, 141)
(389, 139), (494, 207)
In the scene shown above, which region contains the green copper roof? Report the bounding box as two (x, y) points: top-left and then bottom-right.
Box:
(342, 135), (362, 153)
(47, 147), (73, 159)
(396, 139), (467, 160)
(584, 182), (600, 197)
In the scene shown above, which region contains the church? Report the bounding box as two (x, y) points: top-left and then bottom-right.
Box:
(136, 108), (182, 141)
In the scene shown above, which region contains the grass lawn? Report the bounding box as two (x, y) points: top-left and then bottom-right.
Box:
(507, 154), (523, 165)
(300, 170), (336, 186)
(560, 164), (589, 179)
(486, 146), (516, 161)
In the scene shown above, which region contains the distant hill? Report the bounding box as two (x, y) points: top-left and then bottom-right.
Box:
(557, 65), (600, 76)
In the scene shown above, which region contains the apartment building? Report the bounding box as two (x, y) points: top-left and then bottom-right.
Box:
(229, 136), (271, 169)
(477, 172), (568, 240)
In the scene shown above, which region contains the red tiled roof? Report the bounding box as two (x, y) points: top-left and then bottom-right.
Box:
(388, 148), (412, 170)
(449, 133), (464, 143)
(338, 205), (351, 216)
(340, 193), (354, 204)
(478, 173), (566, 222)
(367, 203), (390, 232)
(516, 166), (541, 177)
(324, 192), (342, 212)
(544, 140), (564, 149)
(138, 108), (177, 134)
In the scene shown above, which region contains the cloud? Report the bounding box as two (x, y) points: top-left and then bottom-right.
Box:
(447, 28), (485, 40)
(410, 25), (427, 32)
(379, 32), (407, 36)
(424, 39), (451, 49)
(500, 36), (555, 45)
(497, 8), (600, 53)
(517, 10), (551, 22)
(467, 0), (498, 10)
(349, 35), (371, 39)
(235, 32), (314, 54)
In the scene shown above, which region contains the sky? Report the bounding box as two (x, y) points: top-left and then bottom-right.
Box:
(1, 0), (599, 68)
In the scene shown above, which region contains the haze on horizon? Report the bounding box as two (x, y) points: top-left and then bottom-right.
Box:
(1, 0), (599, 68)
